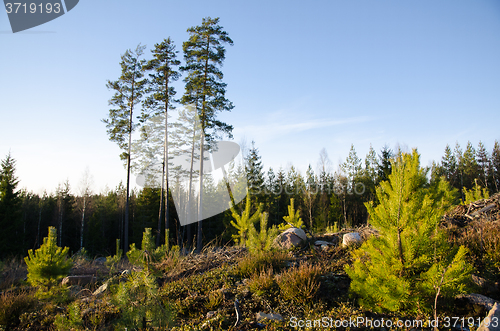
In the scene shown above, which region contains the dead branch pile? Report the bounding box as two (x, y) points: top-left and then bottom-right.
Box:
(441, 192), (500, 228)
(157, 246), (247, 283)
(440, 193), (500, 261)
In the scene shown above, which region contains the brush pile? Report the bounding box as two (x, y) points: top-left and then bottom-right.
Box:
(441, 192), (500, 228)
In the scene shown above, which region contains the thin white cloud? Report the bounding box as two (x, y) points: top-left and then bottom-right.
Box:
(233, 116), (373, 143)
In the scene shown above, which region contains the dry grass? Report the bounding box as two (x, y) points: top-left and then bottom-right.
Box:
(0, 289), (37, 328)
(0, 257), (27, 291)
(157, 245), (246, 283)
(70, 258), (112, 277)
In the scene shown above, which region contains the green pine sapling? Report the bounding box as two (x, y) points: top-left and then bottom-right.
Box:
(345, 150), (473, 314)
(230, 192), (262, 247)
(25, 226), (73, 296)
(279, 198), (305, 231)
(247, 212), (280, 255)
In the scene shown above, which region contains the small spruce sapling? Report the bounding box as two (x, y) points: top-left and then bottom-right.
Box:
(24, 226), (73, 295)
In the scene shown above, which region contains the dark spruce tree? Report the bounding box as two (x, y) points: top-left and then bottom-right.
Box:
(377, 144), (393, 183)
(476, 141), (490, 191)
(181, 17), (234, 252)
(441, 144), (458, 187)
(103, 44), (148, 252)
(457, 141), (480, 194)
(0, 153), (22, 257)
(143, 38), (181, 248)
(245, 141), (265, 206)
(491, 140), (500, 193)
(55, 180), (73, 249)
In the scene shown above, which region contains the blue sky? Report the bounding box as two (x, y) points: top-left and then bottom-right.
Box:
(1, 0), (500, 194)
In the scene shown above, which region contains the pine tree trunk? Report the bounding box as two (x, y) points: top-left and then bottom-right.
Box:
(37, 203), (42, 248)
(124, 100), (133, 254)
(164, 74), (170, 248)
(80, 195), (86, 250)
(197, 132), (204, 253)
(186, 117), (198, 249)
(157, 162), (164, 247)
(221, 167), (236, 210)
(58, 198), (63, 247)
(397, 228), (404, 274)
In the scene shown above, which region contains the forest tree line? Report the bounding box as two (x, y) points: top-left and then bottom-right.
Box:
(0, 139), (499, 259)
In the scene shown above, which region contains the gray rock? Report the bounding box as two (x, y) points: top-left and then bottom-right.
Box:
(314, 240), (334, 246)
(256, 312), (283, 322)
(472, 274), (499, 294)
(206, 311), (217, 319)
(92, 282), (108, 296)
(474, 274), (490, 288)
(94, 257), (107, 264)
(478, 302), (500, 331)
(342, 232), (362, 247)
(61, 275), (97, 286)
(275, 227), (307, 249)
(458, 293), (499, 310)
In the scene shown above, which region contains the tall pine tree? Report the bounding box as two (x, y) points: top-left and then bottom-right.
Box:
(103, 44), (148, 252)
(181, 17), (234, 252)
(143, 38), (181, 248)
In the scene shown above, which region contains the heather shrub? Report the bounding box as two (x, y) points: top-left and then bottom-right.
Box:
(204, 290), (224, 310)
(276, 263), (321, 307)
(248, 267), (276, 297)
(234, 250), (289, 278)
(0, 290), (37, 328)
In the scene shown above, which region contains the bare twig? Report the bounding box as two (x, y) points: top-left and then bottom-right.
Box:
(234, 299), (242, 327)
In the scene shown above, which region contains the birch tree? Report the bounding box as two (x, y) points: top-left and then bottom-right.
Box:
(77, 168), (93, 251)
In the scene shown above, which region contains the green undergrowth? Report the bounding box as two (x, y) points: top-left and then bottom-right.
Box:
(0, 226), (498, 330)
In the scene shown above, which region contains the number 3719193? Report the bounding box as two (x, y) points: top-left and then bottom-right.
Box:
(443, 316), (499, 328)
(5, 2), (61, 14)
